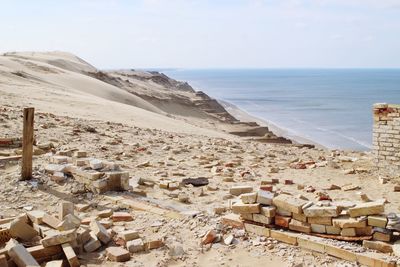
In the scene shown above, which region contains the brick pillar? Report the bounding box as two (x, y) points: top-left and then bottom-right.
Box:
(373, 103), (400, 176)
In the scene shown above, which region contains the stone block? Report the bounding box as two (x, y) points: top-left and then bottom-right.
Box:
(120, 230), (140, 241)
(27, 210), (46, 225)
(303, 205), (340, 217)
(8, 242), (40, 267)
(393, 240), (400, 257)
(232, 201), (260, 214)
(256, 190), (274, 205)
(74, 151), (87, 158)
(27, 244), (63, 263)
(260, 206), (276, 218)
(42, 214), (62, 229)
(332, 216), (367, 228)
(341, 228), (356, 237)
(61, 243), (79, 267)
(229, 186), (253, 196)
(307, 216), (332, 226)
(145, 240), (164, 250)
(356, 226), (373, 236)
(348, 202), (384, 217)
(111, 212), (133, 222)
(297, 236), (325, 253)
(363, 240), (393, 253)
(244, 223), (270, 237)
(272, 194), (307, 214)
(373, 231), (391, 242)
(106, 247), (130, 262)
(292, 213), (307, 223)
(41, 229), (77, 247)
(45, 260), (64, 267)
(357, 252), (397, 267)
(51, 172), (65, 182)
(240, 213), (253, 221)
(270, 230), (298, 245)
(97, 209), (113, 218)
(59, 201), (74, 220)
(275, 215), (291, 228)
(56, 214), (81, 231)
(276, 208), (292, 217)
(89, 159), (103, 170)
(221, 214), (244, 229)
(127, 238), (144, 253)
(368, 215), (387, 228)
(9, 216), (39, 241)
(252, 214), (273, 225)
(288, 219), (311, 234)
(240, 192), (257, 204)
(310, 224), (326, 234)
(90, 220), (111, 244)
(325, 244), (357, 262)
(83, 232), (101, 252)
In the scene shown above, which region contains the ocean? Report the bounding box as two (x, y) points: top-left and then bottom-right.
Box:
(163, 69), (400, 151)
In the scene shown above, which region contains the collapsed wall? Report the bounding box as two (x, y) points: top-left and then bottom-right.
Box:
(373, 103), (400, 176)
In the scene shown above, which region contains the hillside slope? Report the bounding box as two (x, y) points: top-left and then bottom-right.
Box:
(0, 51), (231, 138)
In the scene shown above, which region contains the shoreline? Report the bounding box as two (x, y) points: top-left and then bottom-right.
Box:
(218, 99), (327, 149)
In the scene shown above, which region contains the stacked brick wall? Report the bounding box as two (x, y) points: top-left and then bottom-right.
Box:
(373, 103), (400, 176)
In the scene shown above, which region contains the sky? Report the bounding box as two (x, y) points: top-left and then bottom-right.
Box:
(1, 0), (400, 68)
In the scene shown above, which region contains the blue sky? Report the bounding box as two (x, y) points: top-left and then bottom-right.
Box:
(1, 0), (400, 68)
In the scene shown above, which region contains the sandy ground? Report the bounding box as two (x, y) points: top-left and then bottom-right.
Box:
(1, 52), (399, 267)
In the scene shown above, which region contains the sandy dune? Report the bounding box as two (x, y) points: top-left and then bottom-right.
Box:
(0, 51), (232, 138)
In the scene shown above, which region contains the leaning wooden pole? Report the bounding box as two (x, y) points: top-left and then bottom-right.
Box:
(21, 107), (34, 180)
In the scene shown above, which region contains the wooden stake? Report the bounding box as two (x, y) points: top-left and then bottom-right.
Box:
(21, 107), (34, 180)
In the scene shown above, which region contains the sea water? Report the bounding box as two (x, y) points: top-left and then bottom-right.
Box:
(164, 69), (400, 151)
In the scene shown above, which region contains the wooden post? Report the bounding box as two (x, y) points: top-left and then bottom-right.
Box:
(21, 107), (34, 180)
